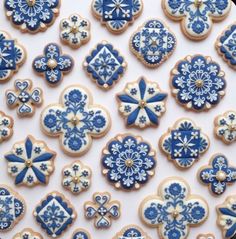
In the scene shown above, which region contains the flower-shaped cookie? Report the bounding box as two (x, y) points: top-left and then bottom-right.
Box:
(130, 19), (176, 68)
(171, 55), (226, 111)
(117, 77), (167, 129)
(84, 192), (120, 229)
(72, 229), (91, 239)
(198, 154), (236, 196)
(101, 134), (156, 191)
(33, 43), (74, 86)
(216, 23), (236, 70)
(162, 0), (231, 40)
(34, 191), (77, 238)
(4, 0), (61, 33)
(60, 14), (90, 49)
(0, 31), (26, 82)
(214, 111), (236, 144)
(91, 0), (143, 34)
(62, 161), (92, 195)
(84, 41), (127, 90)
(197, 234), (215, 239)
(159, 118), (210, 169)
(13, 228), (43, 239)
(41, 85), (111, 156)
(217, 195), (236, 238)
(5, 135), (56, 187)
(0, 185), (25, 232)
(6, 79), (43, 117)
(139, 177), (209, 239)
(0, 111), (13, 143)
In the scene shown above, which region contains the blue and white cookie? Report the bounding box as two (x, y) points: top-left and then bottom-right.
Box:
(0, 111), (13, 143)
(13, 228), (43, 239)
(72, 229), (91, 239)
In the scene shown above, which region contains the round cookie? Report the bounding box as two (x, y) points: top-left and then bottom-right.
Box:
(13, 228), (43, 239)
(0, 111), (14, 143)
(72, 229), (91, 239)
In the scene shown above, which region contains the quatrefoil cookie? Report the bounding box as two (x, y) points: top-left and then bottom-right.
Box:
(162, 0), (231, 41)
(4, 0), (61, 33)
(130, 19), (176, 68)
(84, 41), (127, 90)
(33, 43), (74, 86)
(0, 185), (26, 232)
(159, 118), (210, 169)
(13, 228), (43, 239)
(0, 31), (26, 82)
(91, 0), (143, 34)
(139, 177), (209, 239)
(5, 135), (56, 187)
(41, 85), (111, 156)
(72, 229), (91, 239)
(0, 111), (13, 143)
(6, 79), (43, 117)
(34, 191), (77, 238)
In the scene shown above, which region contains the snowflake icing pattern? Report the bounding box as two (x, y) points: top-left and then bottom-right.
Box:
(13, 228), (43, 239)
(130, 19), (176, 68)
(162, 0), (231, 40)
(102, 135), (156, 190)
(140, 178), (209, 239)
(115, 225), (151, 239)
(0, 111), (13, 143)
(72, 229), (91, 239)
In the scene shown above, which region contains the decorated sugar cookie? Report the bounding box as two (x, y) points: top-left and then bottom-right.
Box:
(0, 31), (26, 82)
(4, 0), (61, 33)
(117, 77), (167, 129)
(139, 177), (209, 239)
(72, 229), (91, 239)
(216, 23), (236, 70)
(41, 85), (111, 156)
(6, 79), (43, 117)
(5, 135), (56, 187)
(0, 185), (26, 232)
(33, 43), (74, 86)
(170, 55), (226, 111)
(84, 192), (120, 229)
(13, 228), (43, 239)
(162, 0), (231, 41)
(197, 234), (215, 239)
(101, 134), (156, 191)
(34, 191), (77, 238)
(83, 41), (127, 90)
(214, 110), (236, 144)
(0, 111), (13, 143)
(60, 14), (91, 49)
(159, 118), (210, 169)
(91, 0), (143, 34)
(130, 19), (176, 68)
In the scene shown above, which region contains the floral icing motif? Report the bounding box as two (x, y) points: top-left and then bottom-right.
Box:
(171, 55), (226, 111)
(0, 31), (26, 82)
(33, 43), (74, 86)
(160, 119), (209, 169)
(72, 229), (91, 239)
(0, 111), (13, 143)
(4, 0), (61, 33)
(216, 23), (236, 70)
(0, 185), (25, 232)
(91, 0), (143, 34)
(139, 177), (209, 239)
(198, 154), (236, 196)
(84, 41), (127, 90)
(214, 111), (236, 145)
(6, 79), (43, 117)
(62, 161), (92, 195)
(34, 191), (77, 238)
(196, 234), (215, 239)
(117, 77), (167, 128)
(101, 134), (156, 190)
(41, 85), (111, 156)
(60, 14), (90, 49)
(13, 228), (43, 239)
(130, 19), (176, 68)
(84, 192), (120, 229)
(162, 0), (231, 40)
(5, 135), (56, 187)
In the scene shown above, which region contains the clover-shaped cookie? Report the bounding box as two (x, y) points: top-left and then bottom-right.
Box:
(72, 229), (91, 239)
(130, 19), (176, 68)
(41, 85), (111, 156)
(6, 79), (43, 117)
(4, 0), (61, 33)
(162, 0), (231, 41)
(91, 0), (143, 34)
(160, 118), (210, 169)
(84, 192), (120, 229)
(13, 228), (43, 239)
(139, 177), (209, 239)
(0, 31), (26, 82)
(33, 43), (74, 86)
(0, 111), (13, 143)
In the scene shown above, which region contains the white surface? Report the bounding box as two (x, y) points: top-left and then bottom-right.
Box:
(0, 1), (236, 238)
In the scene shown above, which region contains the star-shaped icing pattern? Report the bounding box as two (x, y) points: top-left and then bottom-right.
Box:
(13, 228), (43, 239)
